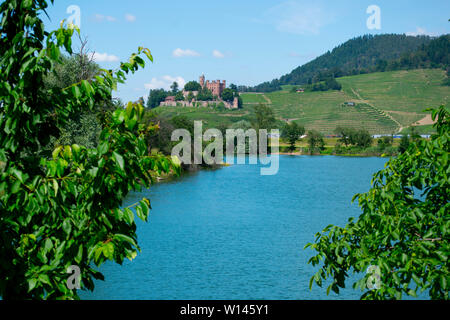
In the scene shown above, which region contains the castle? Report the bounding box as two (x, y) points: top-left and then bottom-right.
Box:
(160, 74), (238, 109)
(199, 74), (226, 97)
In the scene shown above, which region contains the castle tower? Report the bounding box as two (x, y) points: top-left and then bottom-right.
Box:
(199, 74), (205, 87)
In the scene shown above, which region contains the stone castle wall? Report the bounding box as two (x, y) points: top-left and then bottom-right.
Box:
(160, 98), (238, 109)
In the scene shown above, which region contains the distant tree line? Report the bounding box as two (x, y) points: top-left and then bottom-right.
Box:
(244, 34), (448, 92)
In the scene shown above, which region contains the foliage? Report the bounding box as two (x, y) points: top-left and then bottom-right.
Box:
(282, 122), (305, 152)
(305, 106), (449, 300)
(0, 0), (179, 299)
(307, 130), (325, 154)
(230, 120), (252, 131)
(170, 81), (179, 94)
(353, 129), (373, 149)
(252, 34), (434, 92)
(251, 104), (277, 131)
(146, 89), (168, 109)
(196, 87), (213, 101)
(398, 134), (411, 154)
(175, 91), (184, 101)
(377, 136), (394, 152)
(53, 112), (101, 149)
(221, 88), (234, 102)
(171, 115), (194, 135)
(43, 52), (117, 152)
(184, 81), (201, 92)
(335, 127), (373, 148)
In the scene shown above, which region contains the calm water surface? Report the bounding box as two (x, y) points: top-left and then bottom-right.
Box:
(81, 155), (388, 300)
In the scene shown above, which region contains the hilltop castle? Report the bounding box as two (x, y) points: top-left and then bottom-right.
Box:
(160, 74), (238, 109)
(199, 74), (226, 97)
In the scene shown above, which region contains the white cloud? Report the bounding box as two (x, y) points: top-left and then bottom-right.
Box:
(406, 27), (437, 37)
(91, 52), (120, 62)
(263, 1), (332, 35)
(125, 14), (136, 22)
(212, 49), (225, 58)
(94, 14), (116, 22)
(144, 76), (186, 91)
(172, 48), (200, 58)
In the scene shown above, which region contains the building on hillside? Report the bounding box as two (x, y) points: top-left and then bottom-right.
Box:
(165, 96), (176, 103)
(343, 101), (356, 106)
(199, 74), (226, 97)
(182, 91), (198, 98)
(296, 88), (305, 93)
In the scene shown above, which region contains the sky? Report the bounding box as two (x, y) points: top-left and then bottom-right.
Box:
(43, 0), (450, 103)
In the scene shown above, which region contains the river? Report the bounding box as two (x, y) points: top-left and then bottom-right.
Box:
(80, 155), (389, 300)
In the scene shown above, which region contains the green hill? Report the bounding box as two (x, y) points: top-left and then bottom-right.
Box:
(153, 69), (448, 134)
(251, 34), (434, 92)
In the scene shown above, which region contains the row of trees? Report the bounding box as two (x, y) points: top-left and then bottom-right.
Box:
(290, 77), (342, 93)
(335, 127), (373, 149)
(249, 33), (448, 92)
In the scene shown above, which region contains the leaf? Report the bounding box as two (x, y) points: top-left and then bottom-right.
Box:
(52, 179), (58, 197)
(72, 85), (81, 99)
(171, 155), (181, 167)
(38, 274), (51, 285)
(114, 234), (137, 248)
(52, 146), (62, 159)
(12, 168), (24, 183)
(75, 245), (83, 264)
(136, 206), (145, 221)
(124, 208), (134, 224)
(102, 243), (114, 260)
(62, 218), (72, 235)
(139, 199), (149, 216)
(44, 238), (53, 252)
(28, 278), (38, 292)
(98, 141), (109, 156)
(112, 151), (124, 171)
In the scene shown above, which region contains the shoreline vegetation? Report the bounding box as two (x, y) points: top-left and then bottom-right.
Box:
(153, 131), (430, 183)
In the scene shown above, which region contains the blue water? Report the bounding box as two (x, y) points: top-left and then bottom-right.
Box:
(80, 155), (388, 300)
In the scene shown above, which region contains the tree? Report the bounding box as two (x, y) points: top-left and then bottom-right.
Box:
(236, 94), (243, 109)
(0, 0), (179, 299)
(170, 81), (179, 94)
(377, 135), (393, 151)
(398, 134), (410, 154)
(175, 91), (184, 101)
(335, 127), (355, 147)
(252, 104), (277, 132)
(43, 53), (105, 151)
(231, 120), (252, 131)
(221, 88), (234, 102)
(354, 129), (373, 149)
(307, 130), (325, 154)
(197, 87), (213, 101)
(146, 89), (167, 109)
(282, 122), (305, 152)
(305, 106), (449, 300)
(187, 91), (194, 102)
(184, 81), (201, 92)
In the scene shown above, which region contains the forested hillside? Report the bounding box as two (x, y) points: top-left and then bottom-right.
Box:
(250, 34), (449, 92)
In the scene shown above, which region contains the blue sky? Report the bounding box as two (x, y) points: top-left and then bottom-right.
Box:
(44, 0), (450, 102)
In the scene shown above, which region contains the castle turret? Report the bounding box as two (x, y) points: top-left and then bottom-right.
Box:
(199, 74), (205, 87)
